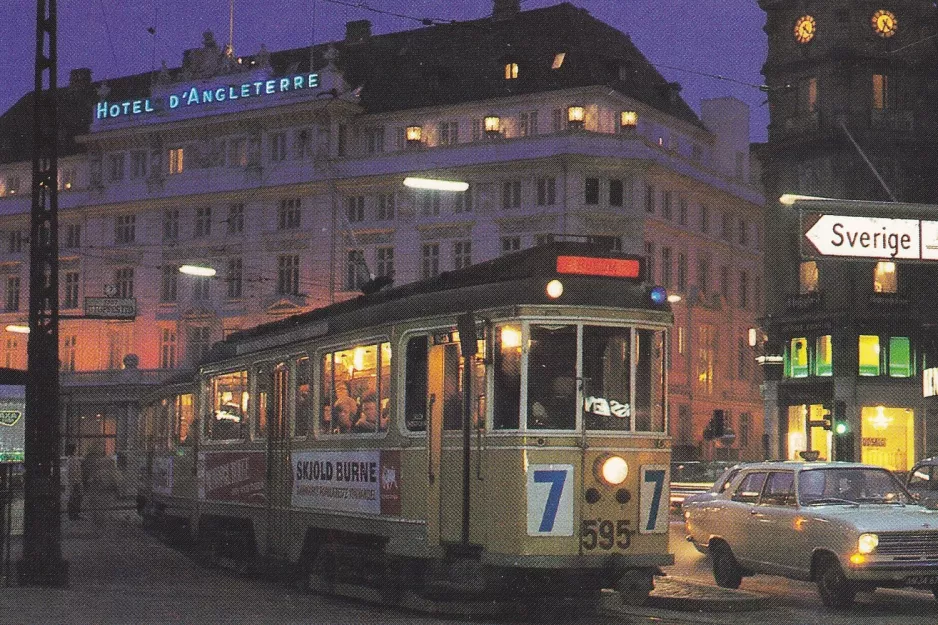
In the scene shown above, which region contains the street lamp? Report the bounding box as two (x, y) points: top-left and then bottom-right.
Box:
(179, 264), (217, 277)
(403, 177), (469, 192)
(5, 324), (30, 334)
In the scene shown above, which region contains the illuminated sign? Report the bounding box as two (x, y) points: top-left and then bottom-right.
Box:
(803, 213), (938, 260)
(556, 255), (641, 279)
(924, 367), (938, 397)
(95, 73), (320, 121)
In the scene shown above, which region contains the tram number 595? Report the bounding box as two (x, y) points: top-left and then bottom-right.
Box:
(527, 464), (574, 536)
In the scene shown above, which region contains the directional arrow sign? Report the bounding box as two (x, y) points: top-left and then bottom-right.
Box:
(804, 214), (920, 259)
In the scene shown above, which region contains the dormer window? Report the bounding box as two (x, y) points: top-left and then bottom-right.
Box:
(620, 111), (638, 130)
(567, 106), (585, 130)
(504, 62), (519, 80)
(551, 53), (566, 69)
(484, 116), (501, 137)
(405, 125), (423, 146)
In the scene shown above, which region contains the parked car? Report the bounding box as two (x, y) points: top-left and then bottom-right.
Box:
(684, 461), (938, 608)
(907, 457), (938, 509)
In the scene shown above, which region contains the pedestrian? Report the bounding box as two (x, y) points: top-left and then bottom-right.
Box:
(64, 442), (83, 520)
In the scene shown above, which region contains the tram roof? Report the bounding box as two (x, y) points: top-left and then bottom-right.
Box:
(202, 242), (663, 364)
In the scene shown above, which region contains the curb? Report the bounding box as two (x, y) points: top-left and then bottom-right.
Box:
(647, 575), (765, 612)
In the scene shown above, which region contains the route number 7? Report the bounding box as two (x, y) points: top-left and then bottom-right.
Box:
(639, 465), (669, 534)
(527, 464), (574, 536)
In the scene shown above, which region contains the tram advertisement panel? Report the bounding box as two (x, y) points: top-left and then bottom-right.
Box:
(152, 457), (173, 495)
(291, 450), (401, 516)
(197, 450), (267, 504)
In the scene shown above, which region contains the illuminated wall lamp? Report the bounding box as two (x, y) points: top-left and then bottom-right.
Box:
(567, 106), (585, 129)
(484, 115), (501, 137)
(620, 110), (638, 130)
(5, 324), (29, 334)
(405, 125), (423, 145)
(179, 264), (217, 277)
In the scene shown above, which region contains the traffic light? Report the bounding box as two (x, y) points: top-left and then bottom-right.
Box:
(833, 400), (848, 435)
(820, 405), (833, 431)
(832, 401), (854, 462)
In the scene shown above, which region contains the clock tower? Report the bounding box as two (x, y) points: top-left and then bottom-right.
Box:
(757, 1), (938, 468)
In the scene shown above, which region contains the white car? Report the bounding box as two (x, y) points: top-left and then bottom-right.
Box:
(684, 461), (938, 608)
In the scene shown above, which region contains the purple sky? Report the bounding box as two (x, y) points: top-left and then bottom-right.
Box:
(0, 0), (769, 141)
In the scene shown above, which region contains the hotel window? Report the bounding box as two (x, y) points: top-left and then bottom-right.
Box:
(115, 214), (135, 244)
(455, 184), (474, 213)
(798, 76), (818, 114)
(504, 62), (519, 80)
(438, 121), (459, 145)
(678, 196), (688, 225)
(873, 73), (888, 110)
(552, 52), (566, 69)
(470, 119), (481, 142)
(278, 197), (301, 230)
(422, 243), (440, 279)
(662, 190), (673, 220)
(186, 326), (211, 367)
(346, 250), (366, 291)
(788, 337), (809, 378)
(660, 247), (672, 289)
(163, 209), (179, 241)
(4, 176), (19, 196)
(167, 147), (184, 175)
(160, 328), (177, 369)
(700, 204), (709, 233)
(228, 138), (248, 167)
(337, 124), (347, 156)
(106, 153), (124, 182)
(873, 261), (897, 293)
(226, 258), (243, 299)
(227, 203), (244, 234)
(346, 195), (365, 222)
(247, 135), (261, 166)
(421, 190), (441, 216)
(584, 177), (599, 205)
(62, 335), (77, 372)
(4, 277), (18, 312)
(551, 108), (564, 132)
(739, 271), (749, 309)
(519, 111), (538, 137)
(815, 335), (833, 376)
(755, 276), (762, 311)
(696, 255), (710, 295)
(8, 231), (24, 253)
(277, 255), (300, 295)
(62, 271), (80, 309)
(501, 236), (521, 255)
(721, 212), (732, 241)
(858, 335), (881, 376)
(800, 260), (819, 293)
(59, 167), (76, 191)
(720, 265), (730, 300)
(738, 218), (749, 245)
(536, 177), (556, 206)
(114, 267), (134, 298)
(502, 180), (521, 209)
(889, 336), (912, 377)
(292, 129), (312, 159)
(192, 276), (211, 302)
(3, 336), (18, 369)
(376, 247), (394, 278)
(194, 206), (212, 238)
(609, 179), (623, 207)
(377, 193), (395, 220)
(677, 253), (687, 291)
(160, 266), (177, 303)
(365, 127), (384, 154)
(644, 242), (655, 282)
(269, 132), (287, 162)
(453, 240), (472, 270)
(644, 184), (655, 213)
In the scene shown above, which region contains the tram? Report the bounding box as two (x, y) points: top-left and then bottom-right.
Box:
(137, 242), (674, 604)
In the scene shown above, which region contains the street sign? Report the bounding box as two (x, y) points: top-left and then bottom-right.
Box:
(83, 297), (136, 319)
(803, 213), (938, 261)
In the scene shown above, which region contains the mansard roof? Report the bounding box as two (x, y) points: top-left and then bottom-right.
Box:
(0, 2), (701, 164)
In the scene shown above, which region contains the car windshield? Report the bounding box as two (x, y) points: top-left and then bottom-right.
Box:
(797, 467), (914, 505)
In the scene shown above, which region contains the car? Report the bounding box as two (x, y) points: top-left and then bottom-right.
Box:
(907, 457), (938, 510)
(670, 461), (740, 512)
(683, 461), (938, 609)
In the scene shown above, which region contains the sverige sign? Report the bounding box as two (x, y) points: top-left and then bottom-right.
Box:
(95, 73), (320, 120)
(804, 214), (936, 260)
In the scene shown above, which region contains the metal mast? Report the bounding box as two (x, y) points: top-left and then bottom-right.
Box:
(18, 0), (67, 586)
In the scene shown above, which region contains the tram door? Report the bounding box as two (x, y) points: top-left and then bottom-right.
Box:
(265, 362), (292, 559)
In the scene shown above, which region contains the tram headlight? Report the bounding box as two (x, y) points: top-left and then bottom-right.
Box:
(857, 533), (879, 555)
(595, 455), (629, 486)
(545, 279), (564, 299)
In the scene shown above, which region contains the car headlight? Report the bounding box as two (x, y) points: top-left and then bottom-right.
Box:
(858, 533), (879, 555)
(595, 455), (628, 485)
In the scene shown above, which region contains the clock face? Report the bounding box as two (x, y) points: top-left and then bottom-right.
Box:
(793, 15), (816, 44)
(871, 9), (898, 37)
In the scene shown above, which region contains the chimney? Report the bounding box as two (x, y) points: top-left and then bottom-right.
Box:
(345, 20), (372, 45)
(492, 0), (521, 20)
(69, 68), (92, 89)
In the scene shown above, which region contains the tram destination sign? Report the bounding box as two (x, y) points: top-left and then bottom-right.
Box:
(802, 213), (938, 261)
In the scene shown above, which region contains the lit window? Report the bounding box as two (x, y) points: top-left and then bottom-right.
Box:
(873, 261), (897, 293)
(551, 53), (565, 69)
(789, 338), (808, 378)
(858, 335), (881, 376)
(873, 73), (887, 110)
(168, 147), (184, 175)
(815, 335), (832, 376)
(504, 63), (519, 79)
(620, 111), (638, 130)
(800, 261), (819, 293)
(484, 115), (501, 136)
(889, 336), (912, 377)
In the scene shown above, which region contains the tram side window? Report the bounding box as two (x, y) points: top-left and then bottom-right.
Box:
(320, 342), (390, 434)
(494, 325), (522, 429)
(405, 336), (429, 432)
(208, 370), (249, 441)
(635, 328), (666, 432)
(176, 393), (194, 444)
(527, 325), (576, 430)
(583, 326), (632, 431)
(256, 364), (273, 439)
(294, 356), (311, 438)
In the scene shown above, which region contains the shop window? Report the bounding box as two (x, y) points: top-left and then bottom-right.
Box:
(788, 337), (808, 378)
(800, 261), (818, 293)
(889, 336), (912, 377)
(873, 261), (897, 293)
(858, 335), (881, 376)
(815, 335), (832, 376)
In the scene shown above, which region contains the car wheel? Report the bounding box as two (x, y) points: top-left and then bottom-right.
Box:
(816, 555), (855, 609)
(711, 542), (742, 589)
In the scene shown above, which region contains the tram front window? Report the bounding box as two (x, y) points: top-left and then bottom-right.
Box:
(583, 326), (633, 431)
(527, 325), (576, 430)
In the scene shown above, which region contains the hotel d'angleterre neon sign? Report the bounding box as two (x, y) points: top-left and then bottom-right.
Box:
(95, 72), (321, 121)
